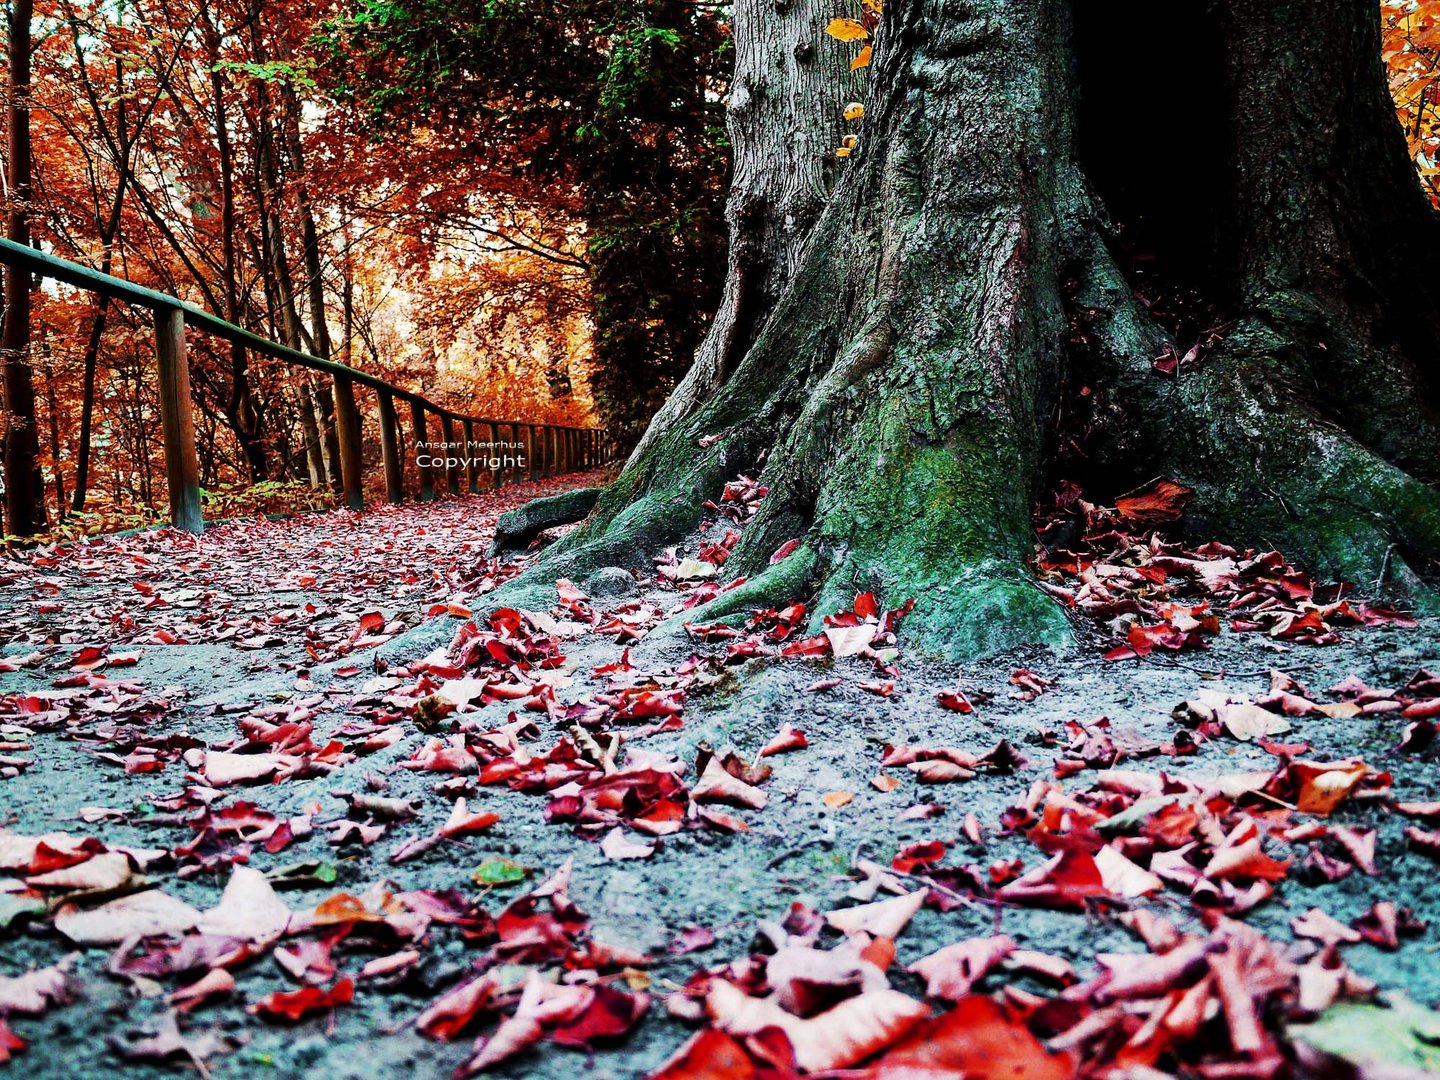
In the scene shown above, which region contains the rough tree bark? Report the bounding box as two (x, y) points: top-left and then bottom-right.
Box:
(628, 0), (854, 462)
(505, 0), (1440, 657)
(2, 0), (45, 536)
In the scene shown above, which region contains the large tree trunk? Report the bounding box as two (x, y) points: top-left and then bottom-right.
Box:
(1071, 0), (1440, 598)
(510, 0), (1440, 657)
(2, 0), (45, 537)
(627, 0), (854, 464)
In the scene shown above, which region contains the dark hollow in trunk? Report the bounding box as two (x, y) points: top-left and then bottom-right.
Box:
(500, 0), (1440, 658)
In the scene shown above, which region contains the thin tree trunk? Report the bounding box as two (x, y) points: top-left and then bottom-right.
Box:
(250, 62), (338, 490)
(74, 183), (132, 511)
(297, 384), (324, 486)
(280, 87), (345, 496)
(2, 0), (45, 536)
(246, 19), (340, 491)
(66, 36), (153, 512)
(73, 298), (107, 511)
(280, 81), (333, 364)
(41, 346), (64, 516)
(202, 1), (267, 483)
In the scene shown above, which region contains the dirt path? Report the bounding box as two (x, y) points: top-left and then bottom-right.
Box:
(1, 474), (1438, 1079)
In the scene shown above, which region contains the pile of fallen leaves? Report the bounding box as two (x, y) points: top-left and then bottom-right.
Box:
(1033, 479), (1415, 662)
(0, 827), (648, 1075)
(0, 473), (602, 660)
(649, 888), (1382, 1079)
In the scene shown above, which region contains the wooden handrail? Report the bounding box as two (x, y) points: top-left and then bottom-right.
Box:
(0, 237), (611, 531)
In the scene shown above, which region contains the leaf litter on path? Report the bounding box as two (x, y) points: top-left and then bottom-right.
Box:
(0, 470), (1437, 1076)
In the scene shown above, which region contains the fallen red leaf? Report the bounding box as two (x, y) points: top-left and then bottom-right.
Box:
(248, 976), (354, 1022)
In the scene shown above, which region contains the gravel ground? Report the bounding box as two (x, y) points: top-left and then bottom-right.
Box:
(1, 481), (1437, 1079)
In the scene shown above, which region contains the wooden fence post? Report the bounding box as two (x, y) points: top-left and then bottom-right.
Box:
(378, 389), (404, 504)
(153, 307), (203, 533)
(507, 423), (521, 485)
(488, 423), (501, 489)
(409, 398), (434, 502)
(463, 419), (479, 493)
(439, 414), (461, 495)
(429, 413), (448, 495)
(332, 373), (364, 510)
(527, 425), (540, 481)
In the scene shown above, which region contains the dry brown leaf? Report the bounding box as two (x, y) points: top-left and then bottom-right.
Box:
(197, 867), (291, 943)
(691, 758), (767, 810)
(706, 980), (927, 1072)
(1093, 845), (1163, 897)
(825, 890), (925, 939)
(55, 889), (201, 945)
(907, 935), (1015, 1001)
(600, 827), (656, 860)
(25, 851), (133, 893)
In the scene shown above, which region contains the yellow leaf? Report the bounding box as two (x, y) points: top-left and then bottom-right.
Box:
(825, 17), (870, 42)
(843, 102), (865, 121)
(851, 44), (873, 70)
(622, 968), (652, 992)
(822, 791), (855, 809)
(871, 774), (899, 792)
(835, 146), (851, 158)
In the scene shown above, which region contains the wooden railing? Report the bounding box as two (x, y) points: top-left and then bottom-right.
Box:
(0, 238), (611, 533)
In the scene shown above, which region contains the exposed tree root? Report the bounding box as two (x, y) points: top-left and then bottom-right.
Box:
(1162, 347), (1440, 609)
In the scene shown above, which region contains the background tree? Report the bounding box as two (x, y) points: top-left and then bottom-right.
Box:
(1385, 0), (1440, 208)
(4, 0), (600, 535)
(2, 0), (45, 535)
(509, 0), (1440, 658)
(327, 0), (732, 446)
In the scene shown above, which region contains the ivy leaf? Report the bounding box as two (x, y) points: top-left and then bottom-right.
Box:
(0, 893), (45, 932)
(472, 859), (528, 887)
(852, 44), (874, 69)
(843, 102), (865, 121)
(826, 17), (870, 42)
(1291, 995), (1440, 1073)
